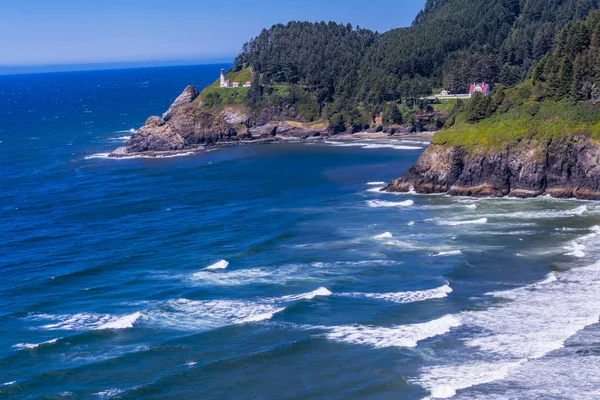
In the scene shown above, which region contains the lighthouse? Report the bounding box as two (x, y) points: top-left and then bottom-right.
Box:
(219, 68), (230, 88)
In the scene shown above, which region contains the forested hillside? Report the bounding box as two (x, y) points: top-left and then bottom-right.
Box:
(533, 10), (600, 101)
(432, 11), (600, 152)
(221, 0), (600, 129)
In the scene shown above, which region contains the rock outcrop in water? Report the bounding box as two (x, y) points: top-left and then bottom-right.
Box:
(385, 137), (600, 200)
(110, 86), (328, 158)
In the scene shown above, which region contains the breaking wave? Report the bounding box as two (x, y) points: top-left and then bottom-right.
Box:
(326, 315), (461, 349)
(93, 388), (124, 399)
(430, 250), (463, 257)
(280, 287), (332, 301)
(13, 338), (60, 350)
(85, 151), (198, 160)
(323, 141), (422, 151)
(340, 283), (452, 304)
(373, 232), (393, 239)
(29, 312), (142, 331)
(203, 260), (229, 271)
(415, 252), (600, 398)
(435, 218), (488, 226)
(367, 200), (414, 208)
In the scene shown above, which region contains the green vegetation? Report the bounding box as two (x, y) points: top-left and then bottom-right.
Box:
(195, 1), (600, 138)
(533, 11), (600, 102)
(199, 87), (250, 108)
(434, 98), (600, 150)
(208, 67), (253, 88)
(433, 11), (600, 151)
(233, 0), (597, 110)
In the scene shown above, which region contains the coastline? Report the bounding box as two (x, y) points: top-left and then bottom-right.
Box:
(108, 130), (434, 159)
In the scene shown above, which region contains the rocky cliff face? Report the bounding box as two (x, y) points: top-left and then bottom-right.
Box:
(385, 137), (600, 200)
(110, 86), (328, 157)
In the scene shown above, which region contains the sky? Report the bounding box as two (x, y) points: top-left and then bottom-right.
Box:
(0, 0), (425, 67)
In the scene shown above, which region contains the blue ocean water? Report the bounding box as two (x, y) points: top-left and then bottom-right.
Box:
(2, 65), (600, 399)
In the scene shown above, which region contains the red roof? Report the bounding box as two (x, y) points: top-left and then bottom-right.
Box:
(469, 82), (490, 95)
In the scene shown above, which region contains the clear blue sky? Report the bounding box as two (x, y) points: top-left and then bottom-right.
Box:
(0, 0), (425, 66)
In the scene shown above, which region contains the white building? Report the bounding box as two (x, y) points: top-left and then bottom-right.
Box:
(219, 69), (230, 88)
(219, 68), (251, 88)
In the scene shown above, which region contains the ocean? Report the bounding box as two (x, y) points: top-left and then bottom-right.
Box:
(2, 64), (600, 399)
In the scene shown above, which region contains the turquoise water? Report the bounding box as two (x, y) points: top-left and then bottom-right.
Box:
(2, 65), (600, 399)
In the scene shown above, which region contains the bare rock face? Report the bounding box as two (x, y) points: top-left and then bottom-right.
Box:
(385, 137), (600, 200)
(110, 86), (240, 157)
(109, 85), (329, 157)
(162, 86), (199, 122)
(220, 107), (249, 125)
(248, 122), (321, 140)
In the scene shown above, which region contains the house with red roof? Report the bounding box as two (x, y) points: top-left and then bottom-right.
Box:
(469, 82), (490, 97)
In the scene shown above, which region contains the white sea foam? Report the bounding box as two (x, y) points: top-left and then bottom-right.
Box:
(13, 338), (59, 350)
(473, 265), (600, 359)
(367, 182), (387, 186)
(93, 388), (124, 399)
(562, 225), (600, 258)
(85, 153), (111, 160)
(189, 260), (399, 287)
(362, 144), (423, 150)
(203, 260), (229, 270)
(146, 298), (285, 331)
(146, 287), (331, 331)
(417, 255), (600, 398)
(435, 218), (488, 226)
(367, 187), (385, 193)
(528, 272), (557, 288)
(108, 136), (131, 141)
(450, 353), (600, 400)
(373, 232), (393, 239)
(367, 200), (414, 208)
(2, 381), (16, 386)
(85, 151), (197, 160)
(417, 361), (524, 399)
(118, 152), (197, 160)
(190, 267), (289, 286)
(485, 205), (589, 220)
(342, 283), (452, 304)
(32, 312), (140, 331)
(401, 140), (431, 145)
(236, 309), (286, 323)
(430, 250), (462, 257)
(564, 241), (586, 257)
(280, 287), (332, 301)
(326, 315), (461, 349)
(408, 221), (415, 226)
(323, 141), (422, 151)
(97, 312), (141, 330)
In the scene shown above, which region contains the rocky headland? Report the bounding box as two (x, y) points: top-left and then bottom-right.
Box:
(110, 86), (335, 158)
(109, 85), (440, 158)
(384, 137), (600, 200)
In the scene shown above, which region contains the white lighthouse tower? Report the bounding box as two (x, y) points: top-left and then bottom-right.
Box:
(219, 68), (229, 88)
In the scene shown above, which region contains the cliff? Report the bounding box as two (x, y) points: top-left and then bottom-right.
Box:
(109, 86), (328, 158)
(385, 137), (600, 200)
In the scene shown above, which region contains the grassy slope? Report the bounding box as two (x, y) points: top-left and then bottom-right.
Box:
(432, 84), (600, 151)
(208, 68), (253, 88)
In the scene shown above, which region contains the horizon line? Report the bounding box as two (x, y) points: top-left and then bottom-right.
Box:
(0, 58), (236, 76)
